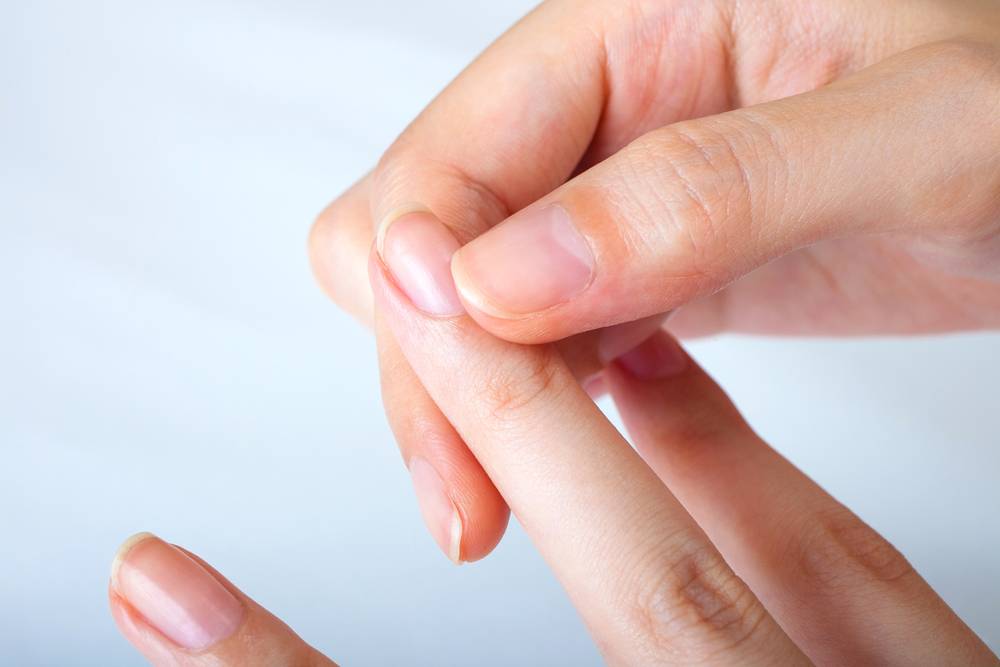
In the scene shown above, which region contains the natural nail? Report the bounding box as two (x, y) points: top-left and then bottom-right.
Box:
(452, 204), (594, 317)
(379, 211), (465, 317)
(111, 532), (244, 650)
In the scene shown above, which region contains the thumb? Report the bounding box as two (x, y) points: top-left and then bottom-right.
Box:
(450, 40), (1000, 343)
(109, 532), (335, 667)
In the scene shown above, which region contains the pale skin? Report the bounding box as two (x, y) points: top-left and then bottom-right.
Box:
(110, 0), (1000, 664)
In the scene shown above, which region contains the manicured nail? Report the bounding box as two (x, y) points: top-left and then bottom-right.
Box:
(378, 211), (464, 317)
(614, 333), (687, 380)
(409, 458), (463, 564)
(452, 204), (594, 317)
(111, 532), (244, 650)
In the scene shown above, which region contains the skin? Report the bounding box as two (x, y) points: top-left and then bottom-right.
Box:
(108, 288), (998, 664)
(111, 0), (1000, 664)
(309, 0), (1000, 560)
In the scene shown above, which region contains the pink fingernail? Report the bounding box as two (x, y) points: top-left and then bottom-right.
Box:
(111, 533), (244, 650)
(582, 373), (607, 400)
(614, 333), (687, 380)
(409, 457), (463, 564)
(452, 204), (594, 317)
(380, 212), (465, 317)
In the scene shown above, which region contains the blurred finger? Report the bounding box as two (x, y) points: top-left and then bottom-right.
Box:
(607, 333), (998, 665)
(309, 173), (375, 326)
(109, 533), (336, 666)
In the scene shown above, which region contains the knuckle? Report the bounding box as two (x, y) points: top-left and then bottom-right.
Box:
(477, 346), (567, 424)
(792, 506), (915, 591)
(629, 121), (776, 280)
(626, 541), (769, 661)
(373, 141), (510, 240)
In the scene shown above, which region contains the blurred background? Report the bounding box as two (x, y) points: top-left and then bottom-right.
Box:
(2, 1), (998, 664)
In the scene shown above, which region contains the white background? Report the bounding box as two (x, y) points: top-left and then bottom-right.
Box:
(2, 1), (997, 665)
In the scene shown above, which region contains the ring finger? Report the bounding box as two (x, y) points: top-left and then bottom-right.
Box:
(606, 332), (997, 665)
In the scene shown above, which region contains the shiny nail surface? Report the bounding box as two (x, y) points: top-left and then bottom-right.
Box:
(111, 533), (244, 650)
(409, 457), (463, 563)
(380, 212), (464, 317)
(453, 204), (594, 317)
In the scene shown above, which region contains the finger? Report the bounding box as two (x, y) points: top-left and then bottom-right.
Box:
(369, 221), (808, 665)
(109, 533), (336, 667)
(451, 39), (1000, 343)
(377, 311), (510, 563)
(606, 333), (998, 666)
(309, 173), (375, 327)
(309, 177), (511, 562)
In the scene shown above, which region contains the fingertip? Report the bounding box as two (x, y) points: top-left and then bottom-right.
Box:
(450, 204), (595, 319)
(371, 284), (511, 565)
(110, 531), (157, 591)
(406, 453), (511, 565)
(109, 533), (245, 652)
(606, 332), (752, 459)
(457, 497), (510, 563)
(308, 175), (377, 326)
(108, 583), (184, 666)
(611, 331), (688, 381)
(596, 314), (673, 364)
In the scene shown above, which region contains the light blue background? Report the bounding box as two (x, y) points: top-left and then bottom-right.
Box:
(2, 1), (997, 664)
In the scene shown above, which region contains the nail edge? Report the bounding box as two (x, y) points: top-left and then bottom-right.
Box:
(110, 531), (158, 591)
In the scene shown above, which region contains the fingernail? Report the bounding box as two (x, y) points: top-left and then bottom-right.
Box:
(378, 211), (464, 317)
(614, 333), (687, 380)
(452, 204), (594, 317)
(111, 532), (244, 650)
(597, 313), (673, 364)
(409, 458), (463, 564)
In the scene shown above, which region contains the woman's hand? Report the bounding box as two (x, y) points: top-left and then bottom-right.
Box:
(309, 0), (1000, 561)
(109, 240), (997, 664)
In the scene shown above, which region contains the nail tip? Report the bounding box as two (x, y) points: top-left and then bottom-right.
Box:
(375, 204), (433, 257)
(110, 531), (158, 590)
(448, 510), (464, 565)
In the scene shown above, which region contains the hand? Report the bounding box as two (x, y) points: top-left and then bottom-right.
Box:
(309, 0), (1000, 561)
(109, 249), (998, 664)
(108, 533), (336, 666)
